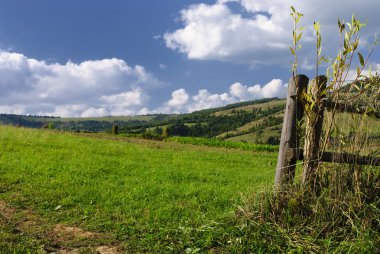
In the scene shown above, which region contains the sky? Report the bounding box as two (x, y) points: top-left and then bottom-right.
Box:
(0, 0), (379, 117)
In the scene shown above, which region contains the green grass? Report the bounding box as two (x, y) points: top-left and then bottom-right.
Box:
(1, 125), (379, 253)
(226, 125), (282, 144)
(0, 125), (276, 252)
(166, 136), (279, 152)
(213, 99), (285, 116)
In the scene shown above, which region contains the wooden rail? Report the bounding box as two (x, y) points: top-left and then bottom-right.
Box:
(275, 74), (380, 190)
(294, 149), (380, 166)
(325, 100), (380, 119)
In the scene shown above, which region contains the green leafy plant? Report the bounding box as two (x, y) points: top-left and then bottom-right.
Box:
(289, 6), (304, 77)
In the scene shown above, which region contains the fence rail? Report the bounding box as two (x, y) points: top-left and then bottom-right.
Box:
(325, 100), (380, 119)
(293, 148), (380, 166)
(275, 74), (380, 189)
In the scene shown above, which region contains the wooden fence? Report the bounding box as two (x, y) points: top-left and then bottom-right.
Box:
(275, 74), (380, 188)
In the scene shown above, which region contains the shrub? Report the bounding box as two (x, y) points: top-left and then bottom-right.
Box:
(112, 125), (119, 135)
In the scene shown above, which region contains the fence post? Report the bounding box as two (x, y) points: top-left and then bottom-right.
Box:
(275, 74), (309, 188)
(302, 76), (327, 191)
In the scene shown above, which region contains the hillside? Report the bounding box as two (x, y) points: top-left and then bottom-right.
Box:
(0, 97), (286, 144)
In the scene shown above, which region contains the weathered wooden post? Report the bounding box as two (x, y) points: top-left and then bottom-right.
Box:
(275, 74), (309, 188)
(302, 76), (327, 190)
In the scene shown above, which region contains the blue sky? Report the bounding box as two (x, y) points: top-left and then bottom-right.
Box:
(0, 0), (379, 117)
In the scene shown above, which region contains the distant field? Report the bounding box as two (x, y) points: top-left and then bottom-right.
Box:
(226, 125), (282, 143)
(218, 111), (283, 138)
(0, 126), (276, 252)
(166, 136), (278, 152)
(213, 99), (285, 116)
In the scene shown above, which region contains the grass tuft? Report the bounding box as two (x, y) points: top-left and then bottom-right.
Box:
(219, 167), (380, 253)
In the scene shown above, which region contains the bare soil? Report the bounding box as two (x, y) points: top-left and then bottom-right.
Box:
(0, 200), (121, 253)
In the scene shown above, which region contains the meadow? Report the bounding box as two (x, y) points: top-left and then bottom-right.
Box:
(165, 136), (278, 152)
(0, 125), (277, 253)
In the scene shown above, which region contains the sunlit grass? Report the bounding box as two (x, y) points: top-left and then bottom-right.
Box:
(0, 125), (276, 252)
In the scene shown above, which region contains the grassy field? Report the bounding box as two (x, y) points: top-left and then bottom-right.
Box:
(226, 125), (282, 144)
(218, 111), (283, 140)
(0, 125), (276, 253)
(165, 136), (278, 152)
(212, 99), (285, 116)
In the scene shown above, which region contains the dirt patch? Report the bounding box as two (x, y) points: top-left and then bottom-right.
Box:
(56, 248), (81, 254)
(0, 201), (16, 220)
(49, 246), (121, 254)
(50, 246), (120, 254)
(0, 200), (121, 253)
(95, 246), (121, 254)
(53, 224), (97, 239)
(48, 223), (121, 253)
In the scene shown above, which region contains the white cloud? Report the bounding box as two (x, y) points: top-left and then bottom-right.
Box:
(164, 0), (380, 66)
(0, 49), (289, 116)
(159, 64), (167, 70)
(189, 89), (235, 111)
(153, 35), (162, 40)
(229, 82), (252, 100)
(159, 78), (287, 113)
(0, 50), (162, 117)
(261, 79), (286, 98)
(167, 88), (189, 107)
(99, 89), (149, 116)
(0, 105), (26, 115)
(217, 0), (239, 4)
(47, 105), (88, 118)
(100, 89), (146, 106)
(346, 63), (380, 83)
(155, 88), (191, 114)
(0, 50), (289, 117)
(164, 2), (288, 64)
(229, 79), (287, 100)
(80, 107), (110, 118)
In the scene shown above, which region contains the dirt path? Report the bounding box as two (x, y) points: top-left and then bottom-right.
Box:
(0, 201), (122, 253)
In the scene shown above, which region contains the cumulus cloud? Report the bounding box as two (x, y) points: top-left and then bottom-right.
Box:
(167, 88), (189, 107)
(0, 49), (289, 117)
(158, 78), (287, 113)
(189, 89), (235, 112)
(230, 79), (286, 100)
(0, 50), (162, 117)
(164, 0), (380, 66)
(164, 2), (288, 64)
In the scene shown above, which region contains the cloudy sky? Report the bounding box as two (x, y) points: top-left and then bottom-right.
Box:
(0, 0), (379, 117)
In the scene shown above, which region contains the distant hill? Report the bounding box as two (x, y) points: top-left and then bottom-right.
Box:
(0, 98), (286, 144)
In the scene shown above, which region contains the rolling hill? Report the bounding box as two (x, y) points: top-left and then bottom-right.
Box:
(0, 98), (286, 144)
